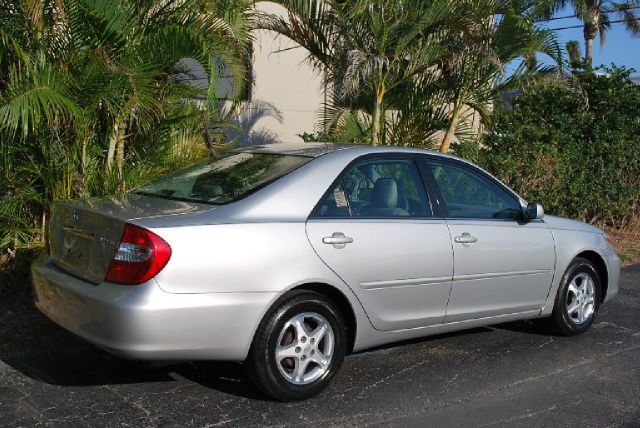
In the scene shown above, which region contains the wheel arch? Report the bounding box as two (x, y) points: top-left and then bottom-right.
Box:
(575, 250), (609, 303)
(250, 282), (359, 355)
(290, 283), (358, 353)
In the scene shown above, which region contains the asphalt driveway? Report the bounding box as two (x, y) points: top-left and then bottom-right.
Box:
(1, 265), (639, 427)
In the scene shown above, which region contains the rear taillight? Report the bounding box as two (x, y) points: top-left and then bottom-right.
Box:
(105, 223), (171, 285)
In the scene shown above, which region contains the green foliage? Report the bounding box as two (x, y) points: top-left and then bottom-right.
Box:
(465, 65), (640, 224)
(298, 131), (341, 143)
(261, 0), (562, 149)
(297, 131), (357, 143)
(0, 0), (252, 272)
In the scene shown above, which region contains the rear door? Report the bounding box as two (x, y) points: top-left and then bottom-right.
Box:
(422, 157), (556, 323)
(306, 154), (453, 331)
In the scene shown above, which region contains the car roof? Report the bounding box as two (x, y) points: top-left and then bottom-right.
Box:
(233, 141), (526, 206)
(233, 141), (462, 160)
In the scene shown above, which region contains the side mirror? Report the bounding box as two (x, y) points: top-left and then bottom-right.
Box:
(526, 202), (544, 221)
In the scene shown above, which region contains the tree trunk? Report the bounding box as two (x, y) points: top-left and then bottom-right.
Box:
(584, 37), (594, 66)
(371, 85), (385, 146)
(115, 133), (125, 180)
(202, 118), (217, 158)
(106, 122), (119, 175)
(440, 104), (461, 154)
(76, 135), (89, 198)
(81, 136), (88, 175)
(583, 23), (597, 66)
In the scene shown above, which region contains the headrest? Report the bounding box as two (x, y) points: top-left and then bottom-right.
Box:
(370, 178), (398, 208)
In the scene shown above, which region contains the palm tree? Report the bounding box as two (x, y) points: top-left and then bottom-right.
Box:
(1, 0), (252, 179)
(566, 40), (583, 65)
(438, 1), (563, 153)
(259, 0), (562, 151)
(259, 0), (474, 146)
(0, 0), (253, 253)
(535, 0), (640, 65)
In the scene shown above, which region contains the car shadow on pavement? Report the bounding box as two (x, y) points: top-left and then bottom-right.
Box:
(349, 326), (495, 358)
(491, 319), (553, 336)
(0, 296), (267, 399)
(1, 295), (551, 400)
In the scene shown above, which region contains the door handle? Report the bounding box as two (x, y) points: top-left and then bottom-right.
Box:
(454, 233), (478, 244)
(323, 232), (353, 249)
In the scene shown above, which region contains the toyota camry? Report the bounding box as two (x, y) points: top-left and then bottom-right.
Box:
(32, 142), (620, 401)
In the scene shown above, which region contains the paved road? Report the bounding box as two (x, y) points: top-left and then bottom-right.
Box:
(1, 265), (639, 427)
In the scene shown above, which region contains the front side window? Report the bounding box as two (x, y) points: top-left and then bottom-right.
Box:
(135, 153), (310, 205)
(315, 158), (431, 218)
(425, 159), (522, 220)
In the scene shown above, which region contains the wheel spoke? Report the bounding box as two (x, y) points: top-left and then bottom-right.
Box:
(312, 350), (331, 369)
(293, 357), (311, 382)
(310, 321), (328, 344)
(292, 316), (308, 340)
(276, 344), (299, 360)
(577, 303), (585, 323)
(567, 282), (580, 297)
(584, 276), (593, 292)
(567, 301), (580, 315)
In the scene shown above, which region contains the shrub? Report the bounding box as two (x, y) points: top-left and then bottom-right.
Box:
(461, 66), (640, 225)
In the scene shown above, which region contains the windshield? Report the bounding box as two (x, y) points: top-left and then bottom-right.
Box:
(134, 153), (311, 205)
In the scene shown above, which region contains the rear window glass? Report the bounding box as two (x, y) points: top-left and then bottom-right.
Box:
(134, 153), (311, 204)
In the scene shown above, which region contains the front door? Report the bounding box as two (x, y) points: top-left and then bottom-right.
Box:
(423, 158), (556, 323)
(306, 155), (453, 331)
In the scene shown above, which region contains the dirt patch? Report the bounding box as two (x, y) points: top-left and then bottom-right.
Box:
(604, 218), (640, 266)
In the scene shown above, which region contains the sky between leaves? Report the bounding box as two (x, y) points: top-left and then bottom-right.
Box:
(540, 5), (640, 73)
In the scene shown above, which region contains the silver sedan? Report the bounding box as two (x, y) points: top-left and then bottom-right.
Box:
(32, 142), (621, 401)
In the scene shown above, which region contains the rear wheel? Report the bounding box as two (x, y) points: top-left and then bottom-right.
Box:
(549, 257), (601, 336)
(246, 291), (346, 401)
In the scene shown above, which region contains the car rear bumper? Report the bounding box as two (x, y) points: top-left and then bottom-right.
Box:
(32, 256), (275, 361)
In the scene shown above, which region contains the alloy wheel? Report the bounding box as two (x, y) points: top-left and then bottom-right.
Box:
(275, 312), (335, 385)
(565, 272), (596, 325)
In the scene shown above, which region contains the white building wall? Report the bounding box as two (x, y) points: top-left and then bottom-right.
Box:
(229, 2), (325, 146)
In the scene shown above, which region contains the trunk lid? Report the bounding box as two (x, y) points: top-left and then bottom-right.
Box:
(49, 193), (212, 283)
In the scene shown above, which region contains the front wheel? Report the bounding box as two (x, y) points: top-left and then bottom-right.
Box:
(246, 291), (347, 401)
(549, 257), (601, 336)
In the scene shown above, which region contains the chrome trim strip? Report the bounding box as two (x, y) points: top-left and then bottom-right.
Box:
(453, 269), (550, 282)
(360, 269), (550, 290)
(360, 276), (452, 290)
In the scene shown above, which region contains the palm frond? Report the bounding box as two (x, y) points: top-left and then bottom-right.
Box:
(0, 61), (80, 139)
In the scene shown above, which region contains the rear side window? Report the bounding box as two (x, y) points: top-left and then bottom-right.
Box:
(425, 159), (522, 220)
(135, 153), (310, 204)
(314, 158), (431, 218)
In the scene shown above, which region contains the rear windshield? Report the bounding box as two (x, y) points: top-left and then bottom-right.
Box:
(134, 153), (311, 205)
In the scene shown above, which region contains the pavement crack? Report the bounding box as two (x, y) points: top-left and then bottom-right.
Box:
(538, 337), (554, 348)
(103, 385), (154, 426)
(478, 405), (559, 427)
(508, 344), (640, 389)
(355, 348), (444, 397)
(595, 321), (640, 335)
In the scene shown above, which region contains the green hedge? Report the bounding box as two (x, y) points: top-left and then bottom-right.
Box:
(457, 66), (640, 225)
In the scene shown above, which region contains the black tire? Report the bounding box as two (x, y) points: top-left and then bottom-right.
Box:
(246, 290), (347, 401)
(549, 257), (602, 336)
